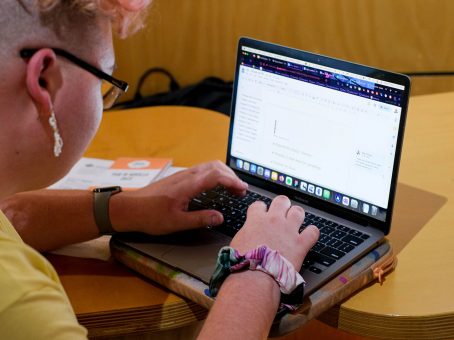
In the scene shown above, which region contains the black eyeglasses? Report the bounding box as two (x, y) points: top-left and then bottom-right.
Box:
(20, 48), (129, 110)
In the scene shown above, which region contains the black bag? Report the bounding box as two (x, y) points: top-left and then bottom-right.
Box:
(114, 68), (233, 116)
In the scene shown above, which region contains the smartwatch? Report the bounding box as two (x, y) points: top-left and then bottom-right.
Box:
(92, 186), (122, 235)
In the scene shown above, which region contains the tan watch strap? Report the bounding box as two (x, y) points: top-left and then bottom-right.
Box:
(93, 186), (122, 235)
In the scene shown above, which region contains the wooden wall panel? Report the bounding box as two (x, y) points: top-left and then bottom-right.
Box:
(113, 0), (454, 100)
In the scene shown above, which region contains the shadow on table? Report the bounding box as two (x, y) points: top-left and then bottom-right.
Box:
(388, 182), (447, 254)
(318, 183), (447, 330)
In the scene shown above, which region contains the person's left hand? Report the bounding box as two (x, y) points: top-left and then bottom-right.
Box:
(230, 195), (319, 271)
(110, 160), (248, 235)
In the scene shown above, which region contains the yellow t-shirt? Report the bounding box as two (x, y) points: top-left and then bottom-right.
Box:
(0, 210), (87, 339)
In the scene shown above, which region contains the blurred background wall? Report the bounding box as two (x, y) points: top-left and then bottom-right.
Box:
(113, 0), (454, 102)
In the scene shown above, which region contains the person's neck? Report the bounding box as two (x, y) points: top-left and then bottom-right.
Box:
(0, 184), (17, 203)
(0, 192), (10, 203)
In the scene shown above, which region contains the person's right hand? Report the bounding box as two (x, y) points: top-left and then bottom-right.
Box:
(110, 160), (248, 235)
(230, 195), (319, 271)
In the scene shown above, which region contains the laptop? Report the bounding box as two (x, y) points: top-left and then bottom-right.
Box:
(112, 37), (410, 297)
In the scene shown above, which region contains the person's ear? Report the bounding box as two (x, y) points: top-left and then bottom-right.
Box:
(25, 48), (63, 118)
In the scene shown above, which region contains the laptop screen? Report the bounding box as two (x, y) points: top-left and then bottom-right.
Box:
(228, 39), (409, 224)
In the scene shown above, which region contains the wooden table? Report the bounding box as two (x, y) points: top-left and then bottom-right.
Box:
(52, 91), (454, 339)
(337, 91), (454, 339)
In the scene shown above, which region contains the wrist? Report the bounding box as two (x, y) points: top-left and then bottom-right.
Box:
(221, 270), (281, 323)
(92, 186), (123, 234)
(225, 269), (280, 292)
(108, 191), (132, 233)
(223, 269), (280, 306)
(210, 245), (305, 294)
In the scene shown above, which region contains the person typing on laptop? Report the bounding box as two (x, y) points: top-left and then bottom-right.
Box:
(0, 0), (319, 338)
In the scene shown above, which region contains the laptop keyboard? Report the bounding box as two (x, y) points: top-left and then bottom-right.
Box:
(189, 187), (370, 274)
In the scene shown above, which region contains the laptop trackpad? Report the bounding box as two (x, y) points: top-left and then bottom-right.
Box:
(160, 229), (231, 283)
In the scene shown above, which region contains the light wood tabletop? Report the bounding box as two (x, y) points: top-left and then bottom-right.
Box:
(52, 91), (454, 339)
(337, 91), (454, 339)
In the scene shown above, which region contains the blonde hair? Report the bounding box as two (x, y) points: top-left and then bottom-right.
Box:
(37, 0), (151, 38)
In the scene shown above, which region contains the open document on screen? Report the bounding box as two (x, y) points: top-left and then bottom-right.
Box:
(231, 54), (403, 212)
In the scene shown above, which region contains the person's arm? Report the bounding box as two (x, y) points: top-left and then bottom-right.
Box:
(0, 161), (247, 252)
(198, 196), (319, 340)
(1, 189), (99, 252)
(198, 270), (280, 339)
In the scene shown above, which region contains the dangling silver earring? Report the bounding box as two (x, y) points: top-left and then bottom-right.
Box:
(48, 109), (63, 157)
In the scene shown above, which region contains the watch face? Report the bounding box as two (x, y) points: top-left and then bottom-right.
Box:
(93, 186), (122, 193)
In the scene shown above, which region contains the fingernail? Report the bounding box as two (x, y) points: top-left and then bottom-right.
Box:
(211, 214), (222, 226)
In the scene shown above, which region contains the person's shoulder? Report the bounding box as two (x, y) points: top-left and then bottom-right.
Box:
(0, 280), (88, 339)
(0, 228), (62, 312)
(0, 230), (87, 339)
(0, 209), (22, 242)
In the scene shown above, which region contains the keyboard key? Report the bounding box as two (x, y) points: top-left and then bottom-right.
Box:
(309, 266), (322, 274)
(224, 217), (234, 226)
(316, 255), (336, 267)
(342, 234), (364, 246)
(311, 242), (325, 252)
(348, 230), (364, 237)
(229, 209), (240, 218)
(191, 197), (203, 205)
(259, 196), (272, 204)
(244, 197), (257, 204)
(321, 221), (332, 228)
(319, 234), (331, 244)
(248, 191), (261, 198)
(326, 239), (343, 248)
(311, 221), (324, 229)
(237, 203), (247, 211)
(338, 243), (355, 253)
(203, 191), (219, 199)
(308, 251), (336, 267)
(302, 257), (315, 269)
(226, 199), (236, 206)
(214, 197), (226, 205)
(303, 220), (314, 227)
(209, 202), (221, 209)
(338, 225), (351, 233)
(233, 221), (244, 230)
(322, 226), (335, 235)
(360, 234), (370, 240)
(320, 247), (346, 260)
(331, 230), (347, 239)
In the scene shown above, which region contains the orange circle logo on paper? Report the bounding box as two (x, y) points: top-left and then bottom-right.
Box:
(127, 160), (151, 169)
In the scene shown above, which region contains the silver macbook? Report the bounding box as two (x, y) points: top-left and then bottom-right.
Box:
(112, 37), (410, 297)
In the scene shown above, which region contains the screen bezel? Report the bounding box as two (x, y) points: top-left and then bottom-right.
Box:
(226, 37), (411, 235)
